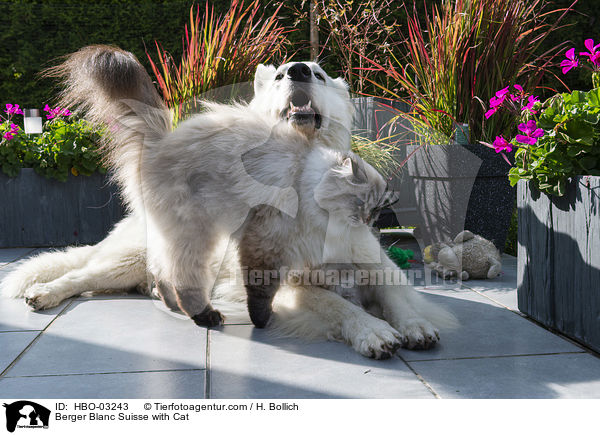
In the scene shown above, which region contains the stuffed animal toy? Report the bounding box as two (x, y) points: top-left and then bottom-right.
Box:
(423, 230), (502, 280)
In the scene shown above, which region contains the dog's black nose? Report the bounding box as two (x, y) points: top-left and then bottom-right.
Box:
(287, 63), (312, 83)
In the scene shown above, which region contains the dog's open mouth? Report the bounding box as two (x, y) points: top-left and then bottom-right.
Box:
(281, 89), (322, 130)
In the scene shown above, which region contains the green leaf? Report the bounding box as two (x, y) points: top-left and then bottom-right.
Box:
(587, 88), (600, 107)
(579, 156), (598, 170)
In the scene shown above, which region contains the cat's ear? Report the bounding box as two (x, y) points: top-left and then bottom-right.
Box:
(341, 156), (367, 184)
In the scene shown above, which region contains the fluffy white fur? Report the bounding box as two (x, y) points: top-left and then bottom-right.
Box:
(1, 46), (455, 359)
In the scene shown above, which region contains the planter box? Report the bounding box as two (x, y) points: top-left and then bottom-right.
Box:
(517, 177), (600, 352)
(0, 169), (124, 247)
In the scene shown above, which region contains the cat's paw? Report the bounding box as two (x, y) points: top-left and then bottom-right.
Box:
(24, 284), (63, 310)
(192, 307), (225, 327)
(345, 316), (403, 360)
(393, 318), (440, 350)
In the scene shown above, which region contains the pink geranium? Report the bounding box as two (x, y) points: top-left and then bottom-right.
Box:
(516, 120), (544, 145)
(492, 135), (512, 153)
(5, 104), (23, 116)
(561, 48), (579, 74)
(510, 84), (524, 102)
(2, 123), (20, 141)
(580, 39), (600, 68)
(522, 95), (540, 113)
(44, 104), (71, 120)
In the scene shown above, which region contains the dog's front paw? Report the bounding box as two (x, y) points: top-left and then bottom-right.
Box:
(24, 284), (63, 310)
(344, 317), (403, 360)
(393, 318), (440, 350)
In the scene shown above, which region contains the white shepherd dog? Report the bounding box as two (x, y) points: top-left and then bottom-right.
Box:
(1, 46), (454, 359)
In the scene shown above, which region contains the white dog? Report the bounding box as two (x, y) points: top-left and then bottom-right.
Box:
(1, 46), (454, 359)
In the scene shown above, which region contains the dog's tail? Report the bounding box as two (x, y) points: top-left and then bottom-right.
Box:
(45, 45), (171, 211)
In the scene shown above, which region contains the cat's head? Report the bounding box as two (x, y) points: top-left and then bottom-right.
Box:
(314, 153), (399, 227)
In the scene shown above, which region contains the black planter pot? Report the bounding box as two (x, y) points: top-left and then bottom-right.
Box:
(462, 144), (515, 251)
(517, 177), (600, 353)
(406, 143), (514, 252)
(0, 169), (124, 247)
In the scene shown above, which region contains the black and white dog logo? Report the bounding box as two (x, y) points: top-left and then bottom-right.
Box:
(3, 401), (50, 433)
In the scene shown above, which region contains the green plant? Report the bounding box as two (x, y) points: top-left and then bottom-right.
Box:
(508, 88), (600, 195)
(359, 0), (573, 144)
(351, 133), (402, 177)
(485, 39), (600, 196)
(148, 0), (289, 123)
(0, 105), (104, 182)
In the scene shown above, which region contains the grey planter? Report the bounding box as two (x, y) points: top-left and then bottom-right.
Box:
(406, 143), (514, 251)
(0, 169), (124, 248)
(517, 177), (600, 353)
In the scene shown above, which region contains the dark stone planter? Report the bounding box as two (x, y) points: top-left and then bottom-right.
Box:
(406, 144), (514, 252)
(517, 177), (600, 353)
(463, 144), (515, 251)
(0, 169), (124, 247)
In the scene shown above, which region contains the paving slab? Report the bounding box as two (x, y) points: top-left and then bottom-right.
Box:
(461, 254), (519, 310)
(0, 370), (206, 399)
(0, 248), (36, 267)
(410, 353), (600, 399)
(0, 298), (64, 332)
(0, 331), (40, 373)
(209, 325), (435, 399)
(398, 288), (584, 361)
(5, 299), (207, 377)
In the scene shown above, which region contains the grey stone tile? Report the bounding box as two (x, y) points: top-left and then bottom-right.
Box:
(0, 248), (35, 267)
(209, 325), (435, 399)
(0, 370), (205, 399)
(398, 288), (583, 361)
(0, 299), (64, 332)
(461, 254), (518, 310)
(0, 331), (39, 373)
(410, 353), (600, 398)
(6, 299), (207, 377)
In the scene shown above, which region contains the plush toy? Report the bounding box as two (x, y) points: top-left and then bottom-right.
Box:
(387, 246), (414, 269)
(423, 230), (502, 280)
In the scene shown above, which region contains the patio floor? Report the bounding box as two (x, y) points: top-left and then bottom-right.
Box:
(1, 244), (600, 399)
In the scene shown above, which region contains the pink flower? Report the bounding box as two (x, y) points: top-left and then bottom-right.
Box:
(495, 86), (510, 98)
(2, 124), (19, 141)
(43, 104), (70, 120)
(43, 104), (55, 120)
(493, 135), (512, 153)
(580, 39), (600, 68)
(522, 95), (540, 113)
(485, 86), (511, 118)
(484, 107), (497, 119)
(5, 104), (23, 116)
(516, 119), (544, 145)
(510, 84), (525, 102)
(561, 48), (579, 74)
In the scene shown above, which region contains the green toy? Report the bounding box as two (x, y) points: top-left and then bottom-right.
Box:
(387, 246), (414, 269)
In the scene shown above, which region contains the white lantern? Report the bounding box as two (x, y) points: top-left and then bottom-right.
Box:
(23, 109), (43, 134)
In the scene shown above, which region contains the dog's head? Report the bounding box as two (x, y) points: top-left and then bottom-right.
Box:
(250, 61), (354, 151)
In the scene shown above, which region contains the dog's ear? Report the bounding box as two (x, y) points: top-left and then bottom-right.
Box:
(254, 64), (276, 95)
(332, 77), (349, 91)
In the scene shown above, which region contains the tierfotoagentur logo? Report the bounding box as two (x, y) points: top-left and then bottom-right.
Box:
(3, 401), (50, 433)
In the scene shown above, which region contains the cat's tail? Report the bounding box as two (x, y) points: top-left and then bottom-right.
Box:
(44, 45), (172, 212)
